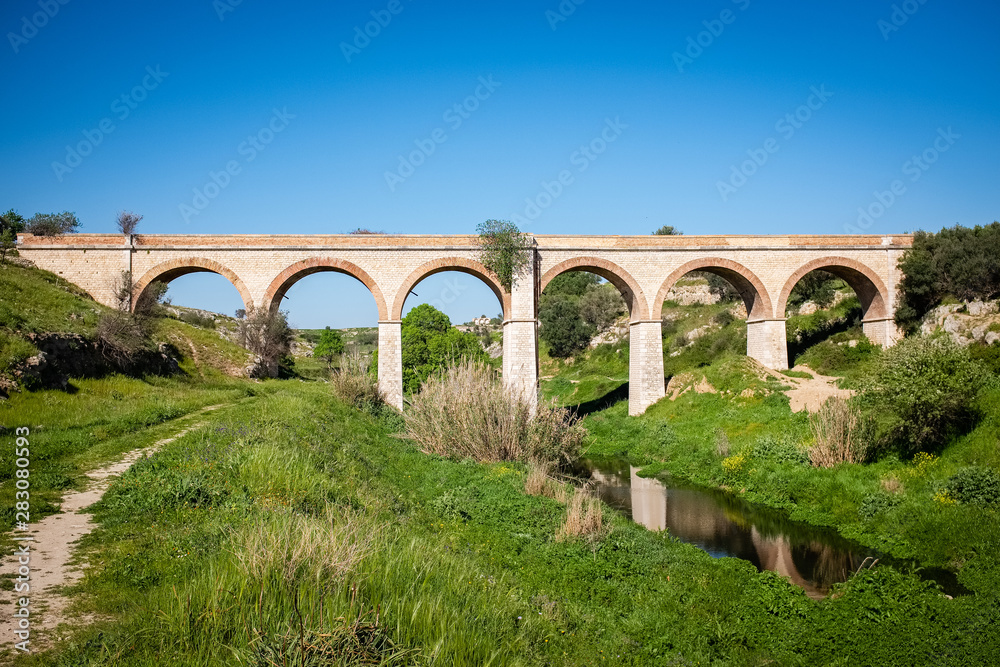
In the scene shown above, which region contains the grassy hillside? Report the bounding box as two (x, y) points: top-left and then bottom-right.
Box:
(0, 263), (251, 381)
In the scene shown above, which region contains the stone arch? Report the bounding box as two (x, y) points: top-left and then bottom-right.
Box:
(654, 258), (772, 321)
(391, 257), (511, 321)
(539, 257), (649, 321)
(776, 257), (888, 322)
(263, 258), (388, 320)
(133, 258), (252, 312)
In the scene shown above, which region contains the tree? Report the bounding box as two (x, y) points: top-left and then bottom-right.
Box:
(540, 298), (594, 357)
(0, 229), (16, 264)
(652, 225), (683, 235)
(237, 308), (294, 377)
(788, 270), (839, 309)
(24, 211), (80, 236)
(476, 219), (531, 291)
(117, 210), (142, 236)
(0, 209), (25, 237)
(579, 283), (626, 331)
(313, 327), (345, 369)
(400, 303), (487, 393)
(544, 271), (600, 299)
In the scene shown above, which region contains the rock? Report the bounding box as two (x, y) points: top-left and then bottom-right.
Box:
(986, 332), (1000, 346)
(485, 341), (502, 359)
(244, 356), (278, 379)
(663, 283), (719, 306)
(797, 301), (819, 316)
(968, 300), (998, 317)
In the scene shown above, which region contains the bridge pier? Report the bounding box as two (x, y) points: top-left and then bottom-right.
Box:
(502, 251), (539, 410)
(628, 320), (666, 415)
(746, 319), (789, 370)
(377, 321), (404, 411)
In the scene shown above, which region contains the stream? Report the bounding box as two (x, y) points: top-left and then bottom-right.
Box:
(577, 457), (964, 599)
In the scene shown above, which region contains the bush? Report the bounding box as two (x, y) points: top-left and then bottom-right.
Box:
(859, 334), (988, 456)
(96, 311), (151, 367)
(405, 359), (585, 464)
(808, 397), (872, 467)
(179, 311), (216, 329)
(858, 493), (901, 519)
(712, 310), (735, 327)
(943, 466), (1000, 505)
(751, 434), (808, 465)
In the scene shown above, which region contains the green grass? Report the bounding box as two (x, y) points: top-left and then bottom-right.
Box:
(13, 382), (999, 666)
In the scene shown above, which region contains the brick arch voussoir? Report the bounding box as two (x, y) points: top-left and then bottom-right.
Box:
(391, 257), (511, 321)
(539, 257), (649, 321)
(776, 256), (888, 320)
(263, 258), (388, 321)
(653, 258), (772, 321)
(133, 258), (252, 312)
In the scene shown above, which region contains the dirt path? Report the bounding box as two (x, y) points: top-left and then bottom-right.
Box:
(754, 362), (852, 412)
(0, 404), (223, 655)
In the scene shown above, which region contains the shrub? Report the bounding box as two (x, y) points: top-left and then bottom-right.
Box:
(96, 310), (151, 367)
(179, 311), (216, 329)
(405, 359), (585, 464)
(809, 397), (871, 467)
(859, 334), (987, 456)
(752, 435), (808, 465)
(943, 466), (1000, 505)
(712, 309), (735, 327)
(858, 493), (901, 519)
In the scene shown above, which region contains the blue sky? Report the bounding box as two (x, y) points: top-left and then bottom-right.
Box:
(2, 0), (998, 327)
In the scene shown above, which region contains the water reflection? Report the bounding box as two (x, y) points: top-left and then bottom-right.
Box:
(586, 459), (878, 599)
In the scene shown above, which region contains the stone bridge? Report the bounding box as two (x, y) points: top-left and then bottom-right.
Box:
(17, 233), (911, 414)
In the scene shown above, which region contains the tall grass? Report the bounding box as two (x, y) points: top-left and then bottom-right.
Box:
(329, 350), (387, 414)
(406, 359), (585, 464)
(556, 488), (604, 542)
(809, 396), (871, 467)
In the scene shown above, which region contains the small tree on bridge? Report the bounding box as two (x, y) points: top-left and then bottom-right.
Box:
(476, 219), (531, 291)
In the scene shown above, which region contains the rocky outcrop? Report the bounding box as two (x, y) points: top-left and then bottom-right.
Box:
(919, 300), (1000, 346)
(6, 332), (182, 393)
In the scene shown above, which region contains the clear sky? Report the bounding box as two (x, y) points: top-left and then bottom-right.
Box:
(3, 0), (998, 327)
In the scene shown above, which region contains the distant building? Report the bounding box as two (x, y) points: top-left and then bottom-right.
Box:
(473, 316), (491, 326)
